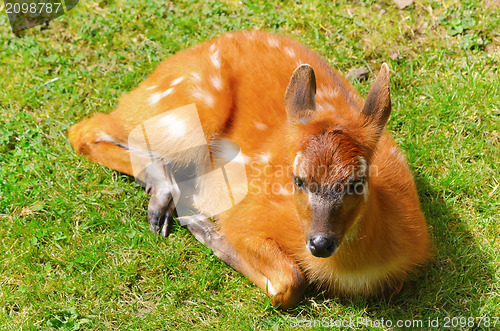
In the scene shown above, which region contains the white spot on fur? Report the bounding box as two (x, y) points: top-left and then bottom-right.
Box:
(227, 154), (252, 165)
(191, 72), (201, 82)
(390, 146), (406, 163)
(270, 200), (280, 207)
(243, 31), (256, 40)
(95, 131), (121, 145)
(192, 85), (215, 107)
(276, 185), (291, 196)
(355, 156), (369, 201)
(267, 37), (279, 48)
(253, 121), (268, 130)
(241, 155), (251, 165)
(296, 60), (306, 67)
(148, 88), (174, 105)
(357, 156), (367, 176)
(148, 93), (162, 105)
(209, 74), (223, 91)
(293, 153), (302, 173)
(170, 77), (184, 86)
(257, 152), (271, 163)
(362, 182), (370, 201)
(210, 49), (221, 69)
(294, 152), (308, 179)
(145, 85), (156, 90)
(265, 279), (276, 295)
(158, 112), (187, 138)
(163, 88), (175, 96)
(284, 46), (295, 57)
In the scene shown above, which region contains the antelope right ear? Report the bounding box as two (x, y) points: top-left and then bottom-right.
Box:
(361, 63), (392, 135)
(284, 64), (317, 124)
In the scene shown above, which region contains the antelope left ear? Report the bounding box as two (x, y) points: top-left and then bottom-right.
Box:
(361, 63), (391, 134)
(285, 64), (317, 124)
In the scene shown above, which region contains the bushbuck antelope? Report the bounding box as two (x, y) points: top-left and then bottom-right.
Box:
(69, 30), (431, 309)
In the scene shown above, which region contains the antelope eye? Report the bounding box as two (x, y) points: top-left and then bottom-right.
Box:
(293, 176), (305, 188)
(348, 178), (365, 195)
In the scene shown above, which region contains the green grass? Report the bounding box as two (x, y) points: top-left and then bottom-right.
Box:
(0, 0), (499, 329)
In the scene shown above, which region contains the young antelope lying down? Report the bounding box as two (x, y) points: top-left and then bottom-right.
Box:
(69, 30), (431, 309)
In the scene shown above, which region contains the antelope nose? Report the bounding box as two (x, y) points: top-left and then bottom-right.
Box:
(307, 234), (337, 258)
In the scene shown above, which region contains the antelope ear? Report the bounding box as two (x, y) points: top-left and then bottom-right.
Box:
(285, 64), (317, 124)
(361, 63), (391, 133)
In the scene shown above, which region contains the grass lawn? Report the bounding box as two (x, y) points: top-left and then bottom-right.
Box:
(0, 0), (499, 329)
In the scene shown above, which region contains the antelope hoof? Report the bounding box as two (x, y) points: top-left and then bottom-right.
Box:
(271, 267), (306, 310)
(180, 215), (218, 245)
(148, 188), (176, 237)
